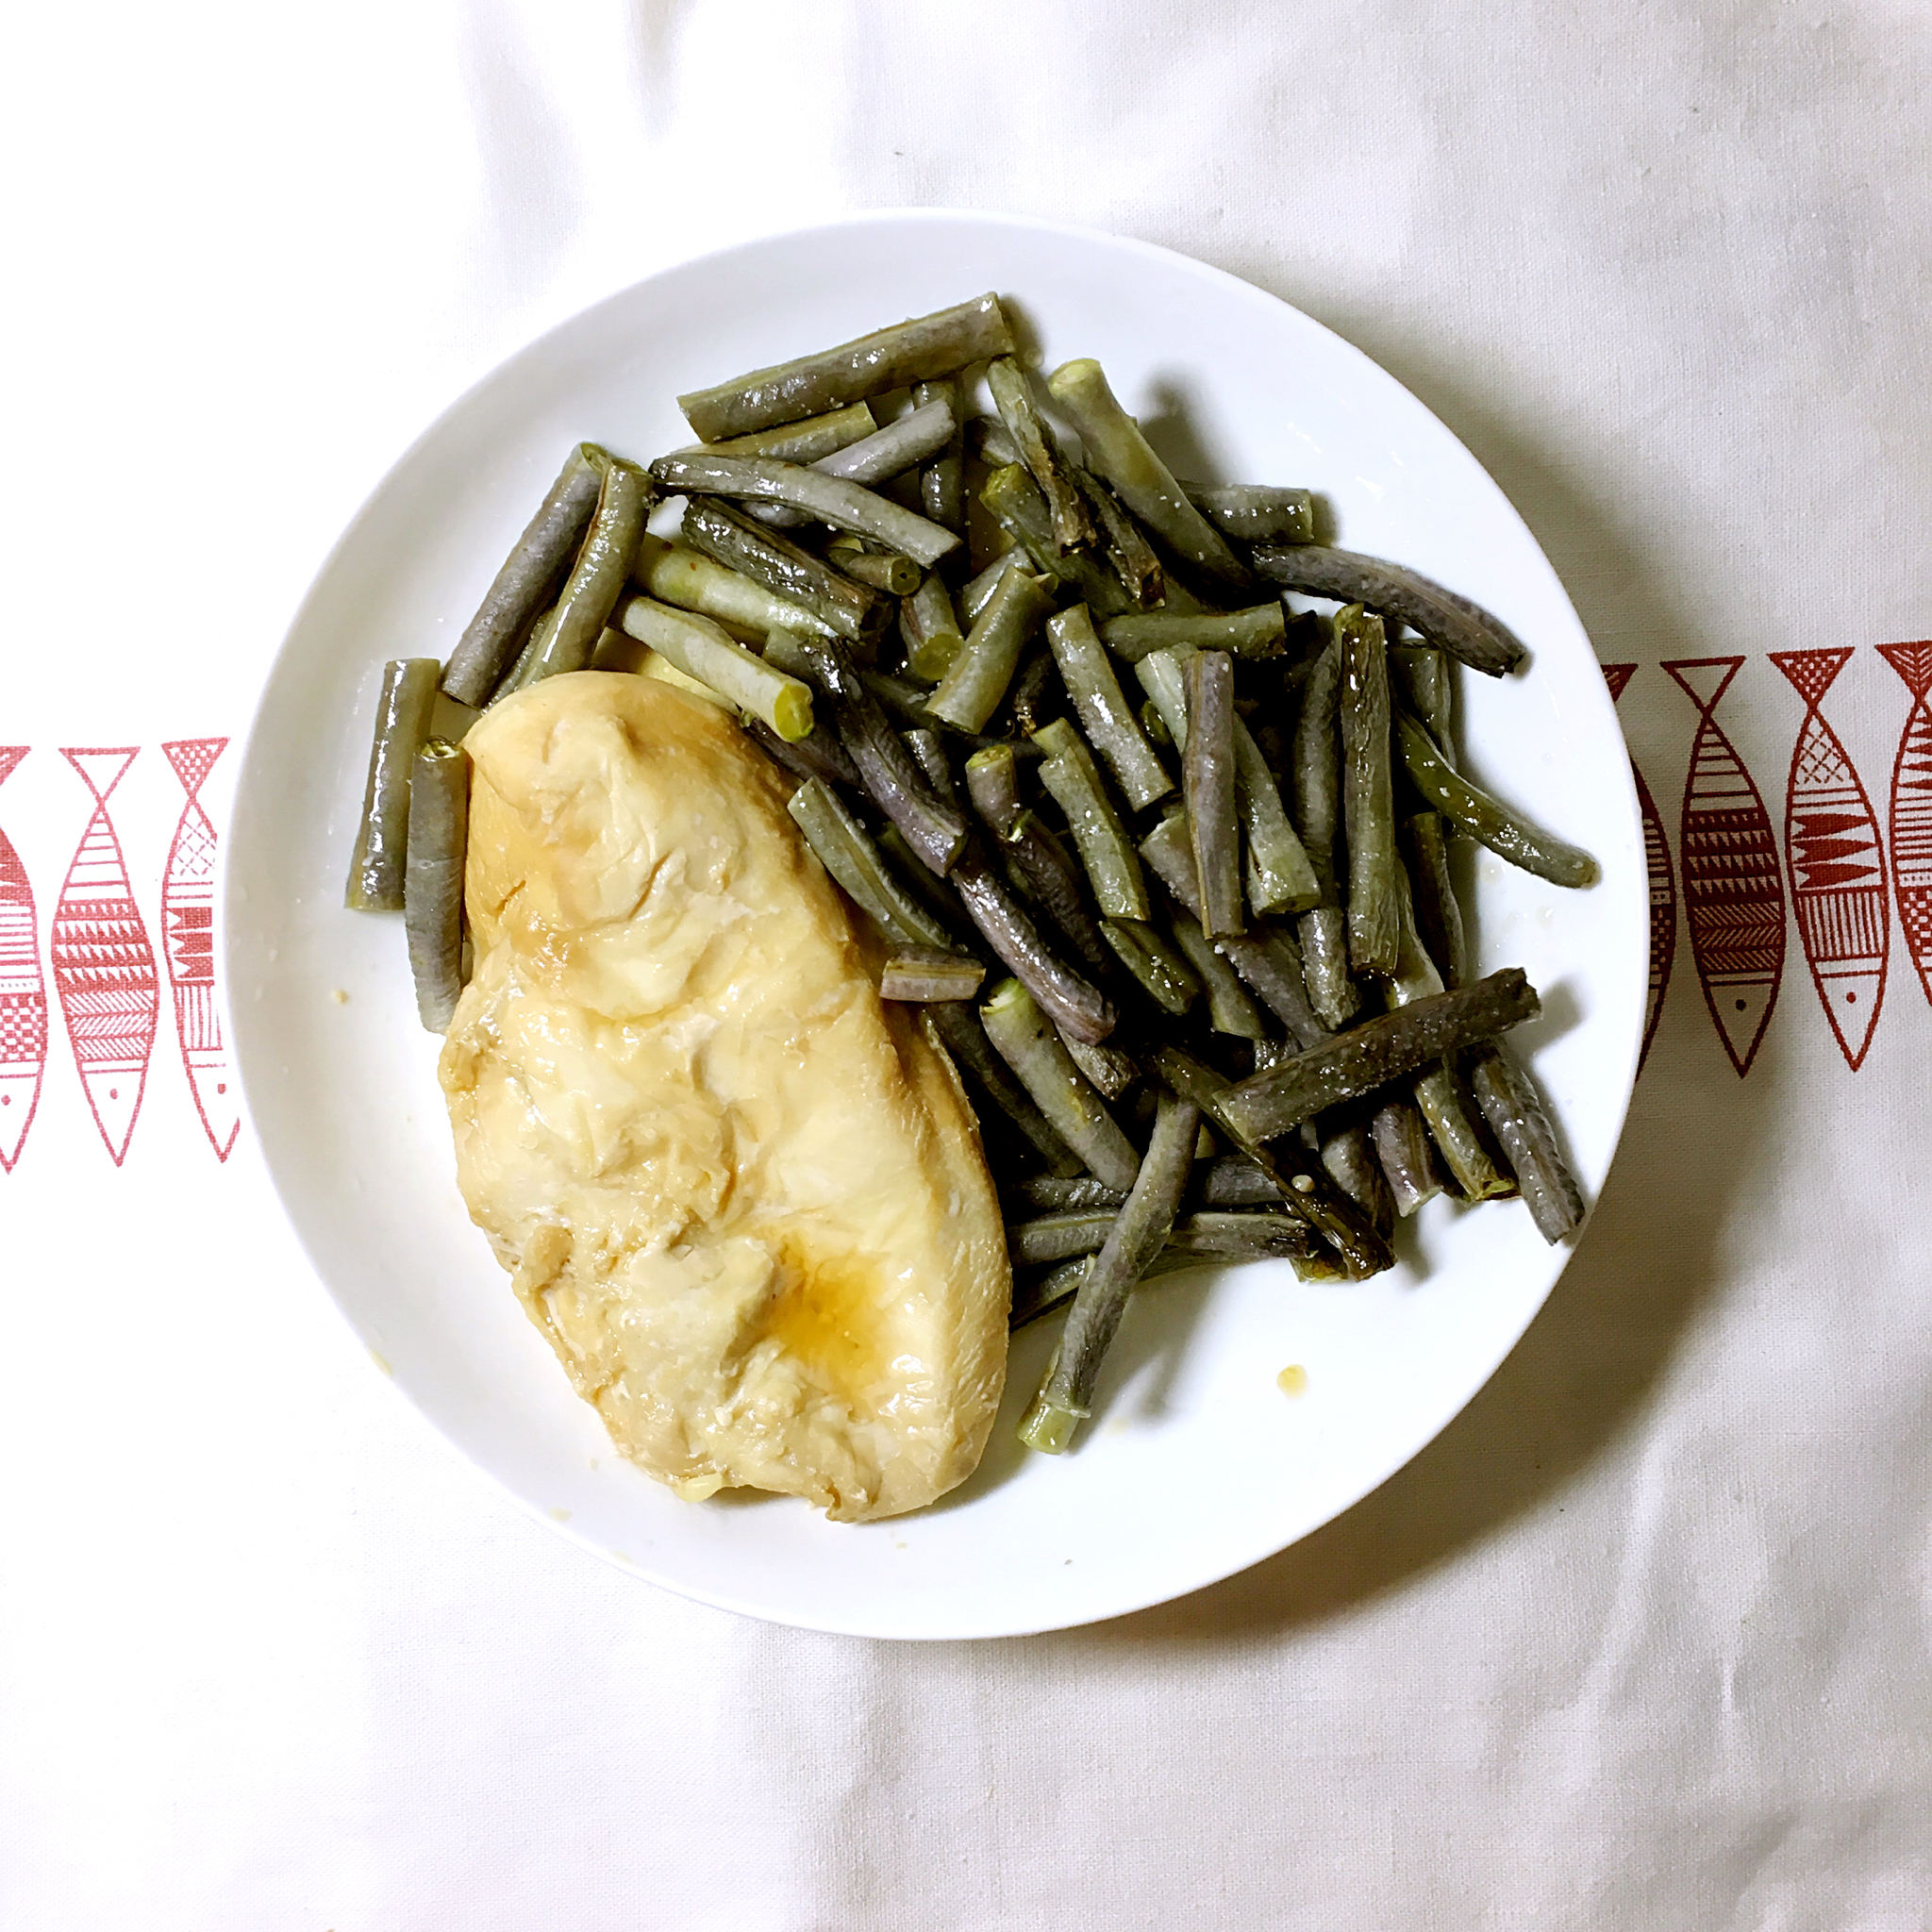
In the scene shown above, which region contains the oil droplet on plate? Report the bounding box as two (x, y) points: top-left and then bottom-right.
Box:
(1276, 1364), (1308, 1396)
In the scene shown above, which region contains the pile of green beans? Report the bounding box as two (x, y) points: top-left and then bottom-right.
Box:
(343, 291), (1601, 1459)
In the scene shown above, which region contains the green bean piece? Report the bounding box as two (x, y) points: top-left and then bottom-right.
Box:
(1291, 635), (1343, 899)
(1099, 918), (1199, 1017)
(790, 636), (970, 875)
(698, 401), (878, 462)
(1009, 1174), (1129, 1213)
(1403, 812), (1470, 988)
(959, 552), (1016, 625)
(925, 561), (1056, 733)
(967, 414), (1024, 470)
(786, 779), (955, 949)
(1043, 358), (1252, 594)
(1063, 1033), (1138, 1101)
(1216, 970), (1541, 1145)
(1021, 1088), (1199, 1452)
(1193, 1156), (1285, 1208)
(1183, 651), (1243, 938)
(1074, 466), (1163, 608)
(979, 464), (1135, 617)
(825, 540), (921, 596)
(964, 746), (1108, 969)
(1394, 709), (1601, 889)
(914, 377), (966, 533)
(980, 978), (1141, 1191)
(1371, 1096), (1444, 1217)
(880, 948), (986, 1004)
(987, 356), (1092, 554)
(851, 665), (1043, 756)
(678, 293), (1016, 441)
(1227, 930), (1327, 1050)
(901, 728), (958, 805)
(1008, 649), (1063, 738)
(1137, 811), (1327, 1046)
(1134, 647), (1190, 749)
(632, 534), (836, 642)
(753, 399), (959, 533)
(1144, 1043), (1393, 1279)
(1165, 1210), (1325, 1260)
(1013, 1200), (1328, 1274)
(679, 498), (884, 643)
(345, 658), (441, 910)
(1033, 720), (1150, 922)
(900, 573), (966, 681)
(1133, 635), (1316, 917)
(958, 739), (1019, 830)
(1391, 643), (1456, 753)
(441, 447), (602, 707)
(1290, 635), (1359, 1027)
(1168, 908), (1268, 1038)
(1338, 605), (1400, 974)
(1009, 1211), (1121, 1268)
(759, 625), (825, 682)
(1250, 544), (1525, 677)
(978, 462), (1069, 582)
(650, 452), (960, 571)
(1045, 605), (1173, 810)
(1232, 717), (1320, 917)
(1467, 1043), (1586, 1242)
(491, 603), (562, 703)
(742, 713), (862, 793)
(922, 1001), (1083, 1178)
(517, 450), (651, 688)
(1297, 907), (1359, 1031)
(1179, 483), (1316, 547)
(1006, 812), (1110, 970)
(1016, 1247), (1264, 1328)
(1383, 868), (1512, 1200)
(874, 824), (970, 934)
(1101, 603), (1287, 663)
(614, 595), (813, 741)
(951, 847), (1118, 1045)
(403, 739), (470, 1032)
(1411, 1058), (1511, 1201)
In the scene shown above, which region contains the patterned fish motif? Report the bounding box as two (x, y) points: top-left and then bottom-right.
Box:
(162, 738), (239, 1160)
(1877, 641), (1932, 1012)
(54, 749), (158, 1164)
(0, 748), (47, 1171)
(1661, 659), (1787, 1075)
(1603, 665), (1676, 1075)
(1768, 650), (1888, 1070)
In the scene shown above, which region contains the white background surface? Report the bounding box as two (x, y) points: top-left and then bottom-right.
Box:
(2, 4), (1928, 1926)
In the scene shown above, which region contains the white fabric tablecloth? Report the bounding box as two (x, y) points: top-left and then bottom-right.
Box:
(4, 4), (1928, 1926)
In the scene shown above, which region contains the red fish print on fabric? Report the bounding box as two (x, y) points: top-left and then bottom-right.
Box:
(161, 739), (239, 1160)
(1661, 659), (1787, 1075)
(54, 749), (159, 1164)
(1603, 665), (1676, 1074)
(0, 748), (48, 1171)
(1876, 641), (1932, 1012)
(1768, 651), (1888, 1070)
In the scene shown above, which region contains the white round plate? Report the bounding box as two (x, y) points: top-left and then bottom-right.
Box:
(227, 210), (1646, 1641)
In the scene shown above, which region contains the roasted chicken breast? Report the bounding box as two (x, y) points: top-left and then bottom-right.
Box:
(439, 672), (1009, 1522)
